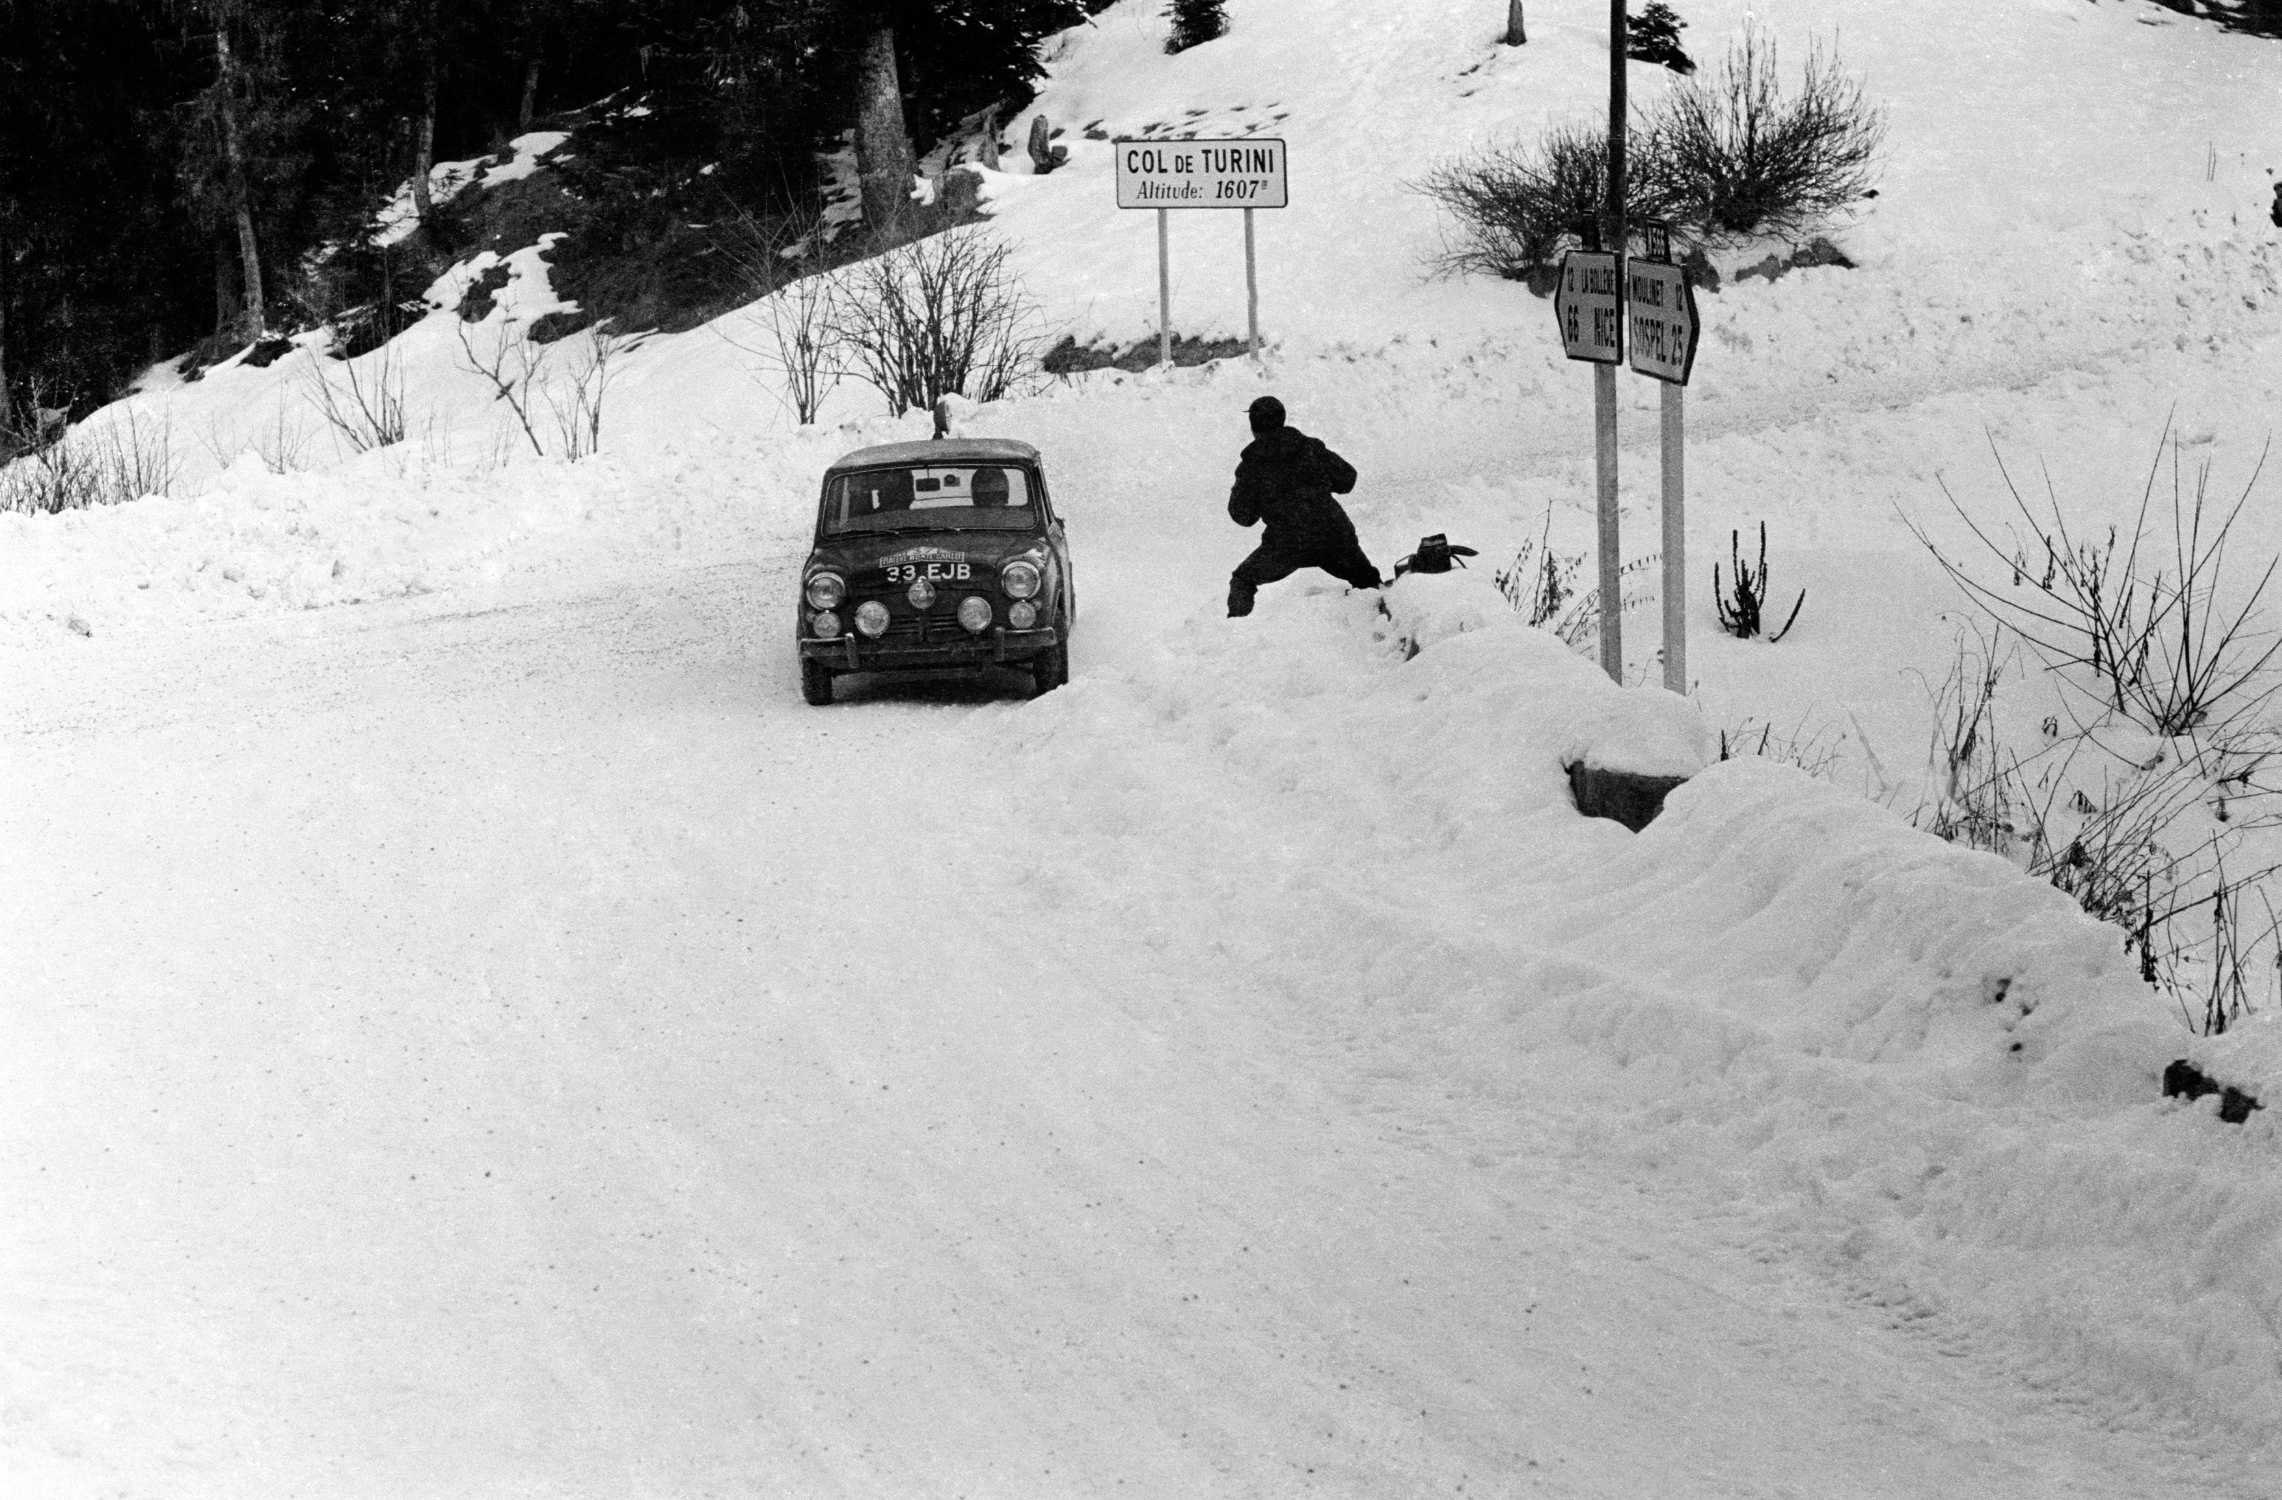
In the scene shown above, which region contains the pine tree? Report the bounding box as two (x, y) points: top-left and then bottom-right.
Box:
(899, 0), (1086, 148)
(853, 14), (916, 244)
(1626, 2), (1695, 74)
(1, 0), (204, 411)
(172, 0), (315, 341)
(1165, 0), (1226, 54)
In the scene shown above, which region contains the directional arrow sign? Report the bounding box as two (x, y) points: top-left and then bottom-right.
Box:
(1626, 257), (1700, 385)
(1553, 250), (1624, 364)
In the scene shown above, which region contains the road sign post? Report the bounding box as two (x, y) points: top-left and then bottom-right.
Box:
(1114, 138), (1288, 365)
(1553, 248), (1624, 365)
(1158, 207), (1171, 367)
(1554, 245), (1625, 680)
(1600, 0), (1628, 685)
(1625, 220), (1700, 695)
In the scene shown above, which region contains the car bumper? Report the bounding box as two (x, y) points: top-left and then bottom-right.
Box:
(799, 625), (1061, 671)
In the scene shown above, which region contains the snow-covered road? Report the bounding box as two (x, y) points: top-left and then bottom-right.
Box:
(11, 0), (2282, 1485)
(7, 555), (2270, 1497)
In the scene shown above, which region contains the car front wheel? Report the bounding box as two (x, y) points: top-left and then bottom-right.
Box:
(801, 657), (835, 706)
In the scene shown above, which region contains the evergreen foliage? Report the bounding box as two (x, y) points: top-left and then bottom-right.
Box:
(1164, 0), (1226, 54)
(1624, 1), (1693, 75)
(0, 0), (1084, 422)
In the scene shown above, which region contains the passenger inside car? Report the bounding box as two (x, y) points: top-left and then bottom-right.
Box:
(870, 471), (914, 511)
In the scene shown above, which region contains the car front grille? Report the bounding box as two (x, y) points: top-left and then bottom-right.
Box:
(862, 598), (1004, 644)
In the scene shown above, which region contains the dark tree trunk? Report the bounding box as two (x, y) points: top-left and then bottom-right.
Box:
(213, 236), (232, 334)
(518, 55), (540, 134)
(1504, 0), (1526, 44)
(411, 36), (438, 222)
(212, 25), (264, 340)
(0, 250), (10, 422)
(854, 24), (915, 246)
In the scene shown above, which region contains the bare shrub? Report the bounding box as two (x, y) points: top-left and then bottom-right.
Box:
(1413, 122), (1667, 281)
(1717, 715), (1844, 778)
(716, 208), (849, 426)
(1495, 518), (1584, 634)
(1913, 624), (2022, 854)
(761, 266), (846, 425)
(545, 324), (624, 460)
(202, 399), (316, 475)
(1643, 26), (1886, 244)
(1493, 511), (1658, 652)
(305, 339), (409, 454)
(1905, 623), (2282, 1034)
(1905, 423), (2282, 738)
(454, 317), (624, 461)
(98, 408), (178, 501)
(0, 408), (178, 514)
(2184, 856), (2280, 1035)
(0, 439), (103, 514)
(1712, 522), (1805, 641)
(831, 225), (1047, 415)
(455, 319), (547, 458)
(256, 402), (316, 474)
(1416, 25), (1883, 279)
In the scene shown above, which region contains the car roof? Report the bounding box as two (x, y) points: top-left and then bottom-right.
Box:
(822, 437), (1043, 474)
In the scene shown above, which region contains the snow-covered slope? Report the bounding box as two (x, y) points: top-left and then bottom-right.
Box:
(8, 0), (2282, 1493)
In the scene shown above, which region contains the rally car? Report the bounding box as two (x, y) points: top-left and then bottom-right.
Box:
(795, 436), (1074, 705)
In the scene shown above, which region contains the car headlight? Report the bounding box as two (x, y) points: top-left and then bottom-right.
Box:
(806, 571), (846, 610)
(810, 609), (842, 638)
(1000, 559), (1042, 599)
(855, 600), (891, 638)
(1007, 600), (1038, 630)
(957, 596), (992, 633)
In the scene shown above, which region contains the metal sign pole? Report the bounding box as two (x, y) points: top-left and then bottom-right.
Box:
(1595, 365), (1621, 680)
(1114, 138), (1286, 368)
(1244, 207), (1259, 356)
(1626, 219), (1697, 695)
(1662, 381), (1684, 692)
(1554, 227), (1624, 681)
(1157, 207), (1172, 368)
(1598, 0), (1628, 683)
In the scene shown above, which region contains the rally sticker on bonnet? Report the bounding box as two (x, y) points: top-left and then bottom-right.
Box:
(880, 546), (967, 567)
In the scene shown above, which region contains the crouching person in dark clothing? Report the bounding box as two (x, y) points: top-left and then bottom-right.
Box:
(1225, 396), (1383, 617)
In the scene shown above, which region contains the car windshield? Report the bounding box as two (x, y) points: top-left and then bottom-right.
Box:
(822, 464), (1040, 535)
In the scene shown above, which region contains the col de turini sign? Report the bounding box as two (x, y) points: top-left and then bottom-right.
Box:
(1113, 139), (1288, 209)
(1113, 137), (1291, 363)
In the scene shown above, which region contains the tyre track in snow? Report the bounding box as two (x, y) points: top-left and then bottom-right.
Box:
(8, 208), (2278, 1495)
(9, 559), (2272, 1496)
(970, 579), (2282, 1494)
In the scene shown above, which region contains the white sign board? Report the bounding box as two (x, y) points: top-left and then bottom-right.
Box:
(1114, 138), (1288, 210)
(1626, 258), (1700, 385)
(1553, 250), (1623, 364)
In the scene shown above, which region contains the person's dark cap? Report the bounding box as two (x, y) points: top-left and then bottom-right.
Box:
(1247, 396), (1286, 433)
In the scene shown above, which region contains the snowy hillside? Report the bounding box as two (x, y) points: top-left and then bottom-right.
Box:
(8, 0), (2282, 1493)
